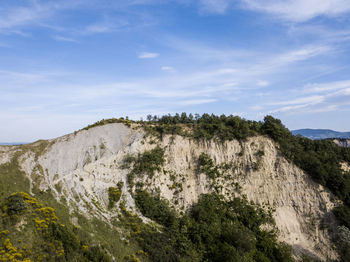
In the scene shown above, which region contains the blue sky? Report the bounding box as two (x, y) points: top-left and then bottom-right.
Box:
(1, 0), (350, 142)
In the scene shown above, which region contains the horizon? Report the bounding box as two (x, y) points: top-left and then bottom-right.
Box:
(1, 0), (350, 141)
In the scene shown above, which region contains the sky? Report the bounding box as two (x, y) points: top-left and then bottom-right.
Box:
(1, 0), (350, 142)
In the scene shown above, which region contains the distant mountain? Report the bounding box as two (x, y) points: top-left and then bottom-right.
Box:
(292, 129), (350, 140)
(0, 142), (27, 145)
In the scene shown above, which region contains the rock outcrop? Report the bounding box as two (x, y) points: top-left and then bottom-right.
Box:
(333, 138), (350, 148)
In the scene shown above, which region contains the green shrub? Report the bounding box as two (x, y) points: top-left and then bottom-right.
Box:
(5, 193), (27, 215)
(83, 245), (112, 262)
(108, 182), (123, 209)
(197, 152), (217, 179)
(123, 147), (165, 189)
(135, 190), (176, 228)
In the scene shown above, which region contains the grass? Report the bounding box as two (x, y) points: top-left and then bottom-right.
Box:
(0, 155), (31, 200)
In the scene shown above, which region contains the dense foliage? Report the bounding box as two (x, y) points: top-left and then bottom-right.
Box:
(134, 191), (294, 262)
(143, 113), (259, 140)
(135, 190), (176, 228)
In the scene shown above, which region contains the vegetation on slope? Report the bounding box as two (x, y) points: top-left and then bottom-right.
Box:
(261, 117), (350, 227)
(0, 192), (111, 262)
(122, 146), (165, 190)
(108, 182), (124, 209)
(134, 190), (294, 262)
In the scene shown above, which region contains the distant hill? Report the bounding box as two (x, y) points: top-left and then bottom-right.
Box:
(292, 129), (350, 140)
(0, 142), (27, 145)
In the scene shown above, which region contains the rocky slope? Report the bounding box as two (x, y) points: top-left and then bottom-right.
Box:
(0, 123), (342, 261)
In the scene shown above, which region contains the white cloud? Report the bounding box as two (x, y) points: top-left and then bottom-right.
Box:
(0, 70), (51, 83)
(241, 0), (350, 22)
(286, 24), (350, 44)
(138, 52), (159, 59)
(0, 1), (152, 36)
(269, 103), (309, 113)
(268, 79), (350, 114)
(256, 80), (269, 87)
(179, 99), (217, 106)
(198, 0), (233, 14)
(161, 66), (175, 72)
(165, 37), (331, 75)
(303, 80), (350, 93)
(191, 0), (350, 21)
(84, 24), (113, 34)
(52, 35), (77, 42)
(270, 95), (324, 106)
(251, 105), (263, 111)
(271, 45), (331, 65)
(82, 18), (129, 35)
(0, 5), (44, 30)
(309, 105), (338, 113)
(0, 1), (83, 33)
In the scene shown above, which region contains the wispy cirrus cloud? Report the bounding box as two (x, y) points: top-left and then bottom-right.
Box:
(0, 0), (155, 37)
(0, 0), (83, 33)
(287, 23), (350, 45)
(81, 17), (132, 35)
(0, 4), (45, 30)
(303, 80), (350, 94)
(84, 24), (114, 34)
(0, 39), (332, 116)
(138, 52), (159, 59)
(241, 0), (350, 22)
(256, 80), (270, 87)
(195, 0), (350, 22)
(268, 80), (350, 114)
(161, 66), (176, 72)
(270, 45), (331, 66)
(269, 95), (325, 106)
(52, 35), (77, 42)
(198, 0), (234, 14)
(178, 99), (217, 106)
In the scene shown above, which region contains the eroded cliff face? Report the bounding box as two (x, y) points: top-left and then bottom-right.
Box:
(0, 123), (340, 261)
